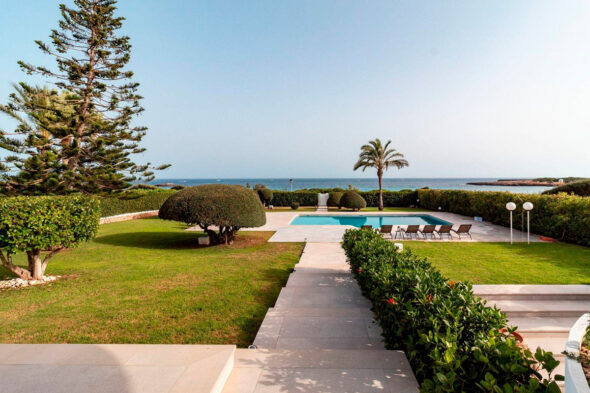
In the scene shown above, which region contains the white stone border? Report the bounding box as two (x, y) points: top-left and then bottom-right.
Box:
(565, 313), (590, 393)
(99, 210), (158, 224)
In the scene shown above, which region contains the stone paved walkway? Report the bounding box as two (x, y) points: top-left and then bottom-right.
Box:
(222, 243), (419, 393)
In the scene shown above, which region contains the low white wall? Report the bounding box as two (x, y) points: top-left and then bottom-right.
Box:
(565, 313), (590, 393)
(99, 210), (159, 224)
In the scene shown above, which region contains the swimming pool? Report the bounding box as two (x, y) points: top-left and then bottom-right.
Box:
(290, 214), (452, 227)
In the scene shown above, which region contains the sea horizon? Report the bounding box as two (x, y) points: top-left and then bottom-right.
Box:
(150, 177), (553, 194)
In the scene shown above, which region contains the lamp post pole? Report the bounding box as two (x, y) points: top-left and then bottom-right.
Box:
(523, 202), (534, 245)
(506, 202), (516, 245)
(290, 179), (293, 192)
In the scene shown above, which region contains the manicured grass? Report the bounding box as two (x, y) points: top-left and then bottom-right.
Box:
(402, 242), (590, 284)
(0, 218), (303, 346)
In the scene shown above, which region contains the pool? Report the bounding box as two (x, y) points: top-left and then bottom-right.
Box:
(290, 214), (452, 228)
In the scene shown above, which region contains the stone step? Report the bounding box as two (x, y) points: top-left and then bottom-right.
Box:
(221, 349), (419, 393)
(487, 299), (590, 318)
(253, 308), (383, 350)
(274, 286), (371, 309)
(286, 272), (357, 288)
(508, 316), (578, 333)
(474, 285), (590, 301)
(0, 344), (235, 393)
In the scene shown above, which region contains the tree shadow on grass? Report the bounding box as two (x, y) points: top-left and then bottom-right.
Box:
(94, 231), (206, 250)
(94, 230), (271, 251)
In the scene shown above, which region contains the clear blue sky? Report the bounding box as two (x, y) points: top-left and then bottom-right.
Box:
(1, 1), (589, 179)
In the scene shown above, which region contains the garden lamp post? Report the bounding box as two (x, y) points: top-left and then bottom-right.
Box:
(523, 202), (534, 244)
(506, 202), (516, 244)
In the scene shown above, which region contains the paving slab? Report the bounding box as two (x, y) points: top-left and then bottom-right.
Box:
(0, 344), (235, 393)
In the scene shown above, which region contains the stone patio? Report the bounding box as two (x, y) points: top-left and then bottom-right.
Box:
(244, 211), (543, 243)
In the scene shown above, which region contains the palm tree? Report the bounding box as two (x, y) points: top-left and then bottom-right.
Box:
(353, 139), (409, 211)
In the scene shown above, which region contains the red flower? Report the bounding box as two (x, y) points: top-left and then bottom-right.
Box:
(449, 281), (456, 288)
(387, 298), (396, 304)
(357, 268), (363, 273)
(427, 294), (433, 303)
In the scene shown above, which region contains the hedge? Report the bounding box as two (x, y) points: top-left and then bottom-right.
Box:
(269, 190), (417, 207)
(100, 190), (176, 217)
(342, 229), (562, 392)
(417, 189), (590, 246)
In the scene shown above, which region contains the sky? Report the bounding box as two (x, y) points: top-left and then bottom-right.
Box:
(1, 1), (589, 179)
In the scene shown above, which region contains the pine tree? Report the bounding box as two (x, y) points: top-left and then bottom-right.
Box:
(2, 0), (168, 194)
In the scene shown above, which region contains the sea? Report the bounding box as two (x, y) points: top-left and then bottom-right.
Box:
(150, 178), (552, 194)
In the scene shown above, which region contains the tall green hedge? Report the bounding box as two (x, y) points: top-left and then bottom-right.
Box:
(342, 229), (562, 392)
(417, 189), (590, 246)
(269, 190), (417, 207)
(100, 190), (176, 217)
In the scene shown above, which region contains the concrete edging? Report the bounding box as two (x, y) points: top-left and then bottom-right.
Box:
(565, 313), (590, 393)
(99, 210), (159, 224)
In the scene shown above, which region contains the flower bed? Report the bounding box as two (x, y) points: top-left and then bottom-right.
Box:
(342, 228), (563, 392)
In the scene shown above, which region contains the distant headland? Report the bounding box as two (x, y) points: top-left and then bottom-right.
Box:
(467, 177), (587, 187)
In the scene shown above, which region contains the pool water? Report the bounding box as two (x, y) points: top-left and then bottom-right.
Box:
(290, 214), (452, 227)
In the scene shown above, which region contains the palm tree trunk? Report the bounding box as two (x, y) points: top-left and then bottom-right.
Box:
(378, 171), (384, 211)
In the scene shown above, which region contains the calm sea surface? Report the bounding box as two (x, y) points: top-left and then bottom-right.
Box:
(151, 178), (552, 194)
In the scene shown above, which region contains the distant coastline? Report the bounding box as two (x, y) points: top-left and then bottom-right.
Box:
(150, 178), (555, 194)
(466, 180), (562, 187)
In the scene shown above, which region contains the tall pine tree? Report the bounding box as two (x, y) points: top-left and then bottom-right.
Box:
(1, 0), (168, 194)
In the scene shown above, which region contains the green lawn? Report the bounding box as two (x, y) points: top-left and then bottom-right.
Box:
(402, 242), (590, 284)
(0, 218), (303, 346)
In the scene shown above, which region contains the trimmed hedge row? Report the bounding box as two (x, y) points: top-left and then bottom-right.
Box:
(342, 229), (562, 392)
(270, 190), (418, 207)
(100, 190), (176, 217)
(417, 189), (590, 246)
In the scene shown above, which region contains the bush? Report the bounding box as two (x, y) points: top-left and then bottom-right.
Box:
(542, 180), (590, 197)
(327, 192), (343, 208)
(339, 191), (366, 211)
(417, 189), (590, 246)
(342, 229), (562, 392)
(158, 185), (266, 244)
(129, 183), (159, 190)
(257, 188), (274, 206)
(270, 191), (318, 207)
(100, 190), (176, 217)
(0, 196), (100, 279)
(290, 202), (300, 210)
(361, 189), (417, 207)
(171, 185), (186, 190)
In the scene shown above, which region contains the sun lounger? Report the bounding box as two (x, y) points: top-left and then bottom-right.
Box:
(395, 225), (420, 239)
(380, 225), (394, 239)
(434, 225), (453, 239)
(451, 224), (472, 239)
(361, 225), (373, 230)
(418, 225), (436, 239)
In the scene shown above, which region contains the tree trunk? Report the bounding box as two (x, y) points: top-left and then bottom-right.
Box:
(27, 250), (44, 280)
(378, 170), (384, 211)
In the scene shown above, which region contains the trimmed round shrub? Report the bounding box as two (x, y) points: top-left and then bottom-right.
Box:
(253, 184), (266, 190)
(257, 188), (274, 206)
(327, 192), (343, 208)
(290, 202), (300, 210)
(158, 185), (266, 244)
(339, 191), (366, 211)
(0, 196), (100, 279)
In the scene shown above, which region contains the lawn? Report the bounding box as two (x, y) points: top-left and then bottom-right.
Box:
(402, 242), (590, 284)
(0, 218), (303, 346)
